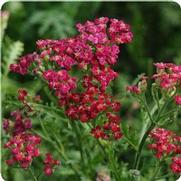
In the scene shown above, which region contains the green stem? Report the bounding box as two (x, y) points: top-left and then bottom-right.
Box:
(151, 85), (160, 111)
(32, 103), (65, 116)
(71, 122), (86, 168)
(40, 120), (80, 176)
(133, 95), (156, 169)
(28, 167), (38, 181)
(150, 161), (161, 181)
(123, 136), (138, 151)
(52, 132), (66, 158)
(87, 123), (120, 179)
(107, 145), (121, 181)
(141, 95), (154, 123)
(154, 173), (172, 180)
(133, 95), (174, 170)
(133, 122), (155, 169)
(37, 172), (43, 181)
(159, 108), (178, 119)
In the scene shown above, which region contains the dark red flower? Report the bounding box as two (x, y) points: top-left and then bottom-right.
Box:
(43, 153), (60, 176)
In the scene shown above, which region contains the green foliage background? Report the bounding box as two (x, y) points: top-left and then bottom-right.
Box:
(1, 2), (181, 181)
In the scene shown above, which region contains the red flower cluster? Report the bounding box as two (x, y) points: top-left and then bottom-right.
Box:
(153, 63), (181, 90)
(5, 132), (41, 168)
(127, 63), (181, 102)
(76, 17), (133, 44)
(3, 110), (32, 135)
(18, 89), (28, 102)
(174, 95), (181, 105)
(3, 94), (60, 175)
(126, 85), (141, 94)
(3, 111), (40, 169)
(64, 86), (122, 139)
(43, 153), (60, 176)
(10, 52), (40, 75)
(9, 17), (133, 140)
(17, 88), (34, 112)
(149, 128), (181, 174)
(153, 63), (181, 106)
(91, 113), (122, 140)
(170, 156), (181, 174)
(43, 70), (77, 96)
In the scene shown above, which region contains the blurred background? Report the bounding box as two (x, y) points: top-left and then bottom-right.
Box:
(1, 2), (181, 181)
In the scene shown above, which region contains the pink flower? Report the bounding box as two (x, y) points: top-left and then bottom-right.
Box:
(24, 119), (32, 129)
(170, 156), (181, 174)
(44, 166), (53, 176)
(10, 53), (39, 75)
(174, 95), (181, 105)
(149, 128), (181, 174)
(154, 62), (168, 69)
(108, 19), (133, 44)
(4, 132), (41, 169)
(3, 119), (10, 131)
(95, 44), (120, 65)
(7, 111), (33, 136)
(36, 39), (57, 49)
(153, 62), (181, 90)
(18, 89), (28, 102)
(127, 85), (141, 94)
(43, 153), (60, 176)
(172, 65), (181, 73)
(91, 126), (106, 139)
(43, 70), (77, 98)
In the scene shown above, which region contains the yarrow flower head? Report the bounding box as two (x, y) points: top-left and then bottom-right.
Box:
(10, 52), (40, 75)
(3, 110), (40, 168)
(3, 90), (61, 175)
(149, 128), (181, 159)
(153, 63), (181, 90)
(4, 132), (41, 168)
(3, 110), (32, 136)
(149, 128), (181, 174)
(9, 17), (133, 141)
(43, 70), (77, 97)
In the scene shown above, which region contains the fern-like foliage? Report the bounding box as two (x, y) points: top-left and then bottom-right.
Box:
(23, 3), (80, 39)
(1, 37), (24, 98)
(2, 37), (24, 76)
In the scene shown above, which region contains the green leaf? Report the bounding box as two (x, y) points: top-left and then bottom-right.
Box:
(2, 37), (24, 76)
(122, 122), (138, 151)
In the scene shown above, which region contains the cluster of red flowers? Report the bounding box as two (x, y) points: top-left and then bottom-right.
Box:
(43, 70), (77, 96)
(126, 75), (148, 95)
(3, 111), (41, 169)
(170, 156), (181, 174)
(127, 63), (181, 103)
(91, 112), (122, 140)
(43, 153), (60, 176)
(153, 63), (181, 104)
(76, 18), (132, 45)
(3, 92), (60, 176)
(10, 52), (40, 75)
(174, 95), (181, 105)
(126, 85), (141, 94)
(10, 17), (133, 140)
(149, 128), (181, 174)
